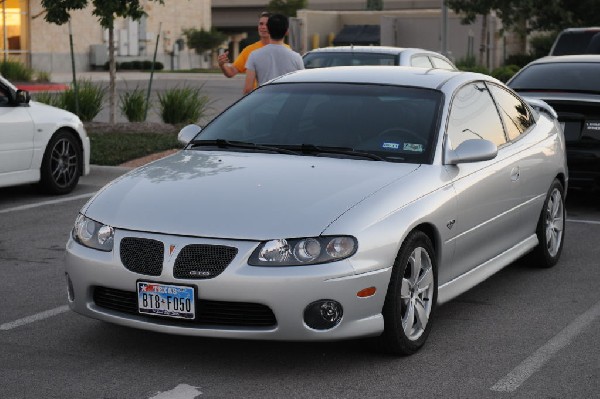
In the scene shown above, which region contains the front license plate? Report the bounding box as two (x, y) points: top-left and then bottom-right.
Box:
(137, 282), (195, 319)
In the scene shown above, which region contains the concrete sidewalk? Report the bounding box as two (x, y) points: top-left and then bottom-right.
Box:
(50, 70), (241, 84)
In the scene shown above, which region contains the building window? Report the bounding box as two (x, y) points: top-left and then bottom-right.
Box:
(1, 0), (29, 63)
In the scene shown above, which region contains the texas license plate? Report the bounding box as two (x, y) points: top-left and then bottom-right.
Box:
(137, 282), (195, 319)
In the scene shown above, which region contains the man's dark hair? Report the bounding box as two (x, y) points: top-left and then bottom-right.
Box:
(267, 14), (289, 40)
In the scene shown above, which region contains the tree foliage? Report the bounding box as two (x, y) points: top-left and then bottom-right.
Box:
(41, 0), (164, 124)
(447, 0), (600, 33)
(266, 0), (307, 17)
(183, 29), (227, 54)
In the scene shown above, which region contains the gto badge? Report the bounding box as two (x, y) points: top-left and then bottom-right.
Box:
(446, 220), (456, 230)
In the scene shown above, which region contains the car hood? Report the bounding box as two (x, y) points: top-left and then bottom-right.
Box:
(83, 150), (420, 240)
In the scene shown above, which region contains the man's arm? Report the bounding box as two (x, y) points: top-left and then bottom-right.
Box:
(218, 51), (239, 78)
(243, 69), (257, 94)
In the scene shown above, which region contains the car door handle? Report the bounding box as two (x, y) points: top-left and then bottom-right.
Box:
(510, 167), (520, 181)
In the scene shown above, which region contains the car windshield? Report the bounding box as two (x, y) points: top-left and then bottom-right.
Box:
(195, 83), (443, 164)
(551, 31), (600, 55)
(509, 62), (600, 94)
(303, 52), (398, 68)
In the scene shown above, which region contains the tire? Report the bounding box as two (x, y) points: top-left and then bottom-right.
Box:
(39, 129), (81, 195)
(528, 179), (565, 268)
(377, 230), (438, 355)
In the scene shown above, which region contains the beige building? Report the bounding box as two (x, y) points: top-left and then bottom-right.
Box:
(1, 0), (211, 73)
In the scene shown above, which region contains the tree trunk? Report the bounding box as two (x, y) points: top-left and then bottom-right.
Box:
(108, 25), (116, 124)
(479, 14), (488, 67)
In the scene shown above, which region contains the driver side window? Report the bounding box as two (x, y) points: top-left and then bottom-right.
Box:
(0, 86), (10, 106)
(447, 82), (506, 149)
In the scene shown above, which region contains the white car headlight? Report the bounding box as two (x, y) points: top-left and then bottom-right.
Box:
(249, 236), (357, 266)
(72, 214), (114, 252)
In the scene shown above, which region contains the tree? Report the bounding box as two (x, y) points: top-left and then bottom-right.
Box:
(266, 0), (307, 18)
(366, 0), (383, 11)
(447, 0), (507, 66)
(42, 0), (164, 124)
(183, 29), (227, 55)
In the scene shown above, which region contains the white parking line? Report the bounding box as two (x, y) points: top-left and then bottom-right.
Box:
(0, 305), (70, 331)
(490, 299), (600, 392)
(148, 384), (202, 399)
(0, 193), (94, 215)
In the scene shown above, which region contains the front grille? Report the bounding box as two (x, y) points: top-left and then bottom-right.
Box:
(120, 237), (164, 276)
(93, 286), (277, 327)
(174, 244), (238, 279)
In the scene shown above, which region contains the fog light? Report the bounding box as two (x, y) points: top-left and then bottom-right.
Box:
(65, 273), (74, 301)
(303, 300), (343, 330)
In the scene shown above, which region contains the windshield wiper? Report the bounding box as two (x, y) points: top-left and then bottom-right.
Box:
(291, 144), (385, 161)
(188, 139), (298, 155)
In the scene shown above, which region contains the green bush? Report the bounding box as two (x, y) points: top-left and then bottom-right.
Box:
(455, 55), (490, 74)
(120, 87), (148, 122)
(491, 65), (521, 82)
(0, 60), (34, 82)
(158, 85), (211, 124)
(504, 54), (536, 68)
(62, 79), (106, 122)
(33, 91), (64, 108)
(89, 132), (182, 166)
(36, 70), (52, 83)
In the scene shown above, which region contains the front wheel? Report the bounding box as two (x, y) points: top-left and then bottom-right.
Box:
(39, 129), (81, 195)
(377, 230), (437, 355)
(528, 179), (565, 268)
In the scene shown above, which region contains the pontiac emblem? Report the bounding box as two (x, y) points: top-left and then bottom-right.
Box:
(169, 244), (176, 256)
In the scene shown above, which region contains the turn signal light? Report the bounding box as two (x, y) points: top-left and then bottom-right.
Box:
(357, 287), (376, 298)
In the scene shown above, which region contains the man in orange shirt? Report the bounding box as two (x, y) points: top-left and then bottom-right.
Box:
(217, 12), (271, 78)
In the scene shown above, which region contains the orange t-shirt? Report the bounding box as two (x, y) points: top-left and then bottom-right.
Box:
(232, 41), (265, 74)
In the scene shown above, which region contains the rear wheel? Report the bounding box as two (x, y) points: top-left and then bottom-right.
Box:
(378, 230), (437, 355)
(528, 179), (565, 268)
(39, 129), (81, 195)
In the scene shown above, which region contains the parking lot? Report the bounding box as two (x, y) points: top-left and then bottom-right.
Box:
(1, 164), (599, 398)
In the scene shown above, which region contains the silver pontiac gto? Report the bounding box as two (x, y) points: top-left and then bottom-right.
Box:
(65, 66), (567, 355)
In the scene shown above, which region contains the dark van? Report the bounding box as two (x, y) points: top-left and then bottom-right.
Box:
(549, 27), (600, 55)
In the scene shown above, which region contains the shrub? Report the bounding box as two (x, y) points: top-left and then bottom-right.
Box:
(62, 79), (106, 122)
(36, 70), (52, 83)
(491, 65), (521, 82)
(455, 55), (490, 74)
(33, 91), (63, 108)
(120, 86), (148, 122)
(504, 54), (536, 68)
(158, 85), (211, 125)
(0, 60), (34, 81)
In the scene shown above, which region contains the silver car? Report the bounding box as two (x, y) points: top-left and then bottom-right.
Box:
(65, 66), (566, 355)
(303, 46), (457, 70)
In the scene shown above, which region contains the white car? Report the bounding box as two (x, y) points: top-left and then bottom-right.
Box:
(65, 66), (566, 355)
(0, 75), (90, 194)
(303, 46), (457, 70)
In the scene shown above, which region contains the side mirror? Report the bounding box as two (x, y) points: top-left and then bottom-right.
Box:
(16, 89), (31, 104)
(178, 124), (202, 145)
(445, 138), (497, 165)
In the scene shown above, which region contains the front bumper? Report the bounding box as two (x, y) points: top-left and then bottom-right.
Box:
(65, 229), (390, 341)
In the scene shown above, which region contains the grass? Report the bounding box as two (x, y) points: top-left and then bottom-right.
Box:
(89, 132), (182, 166)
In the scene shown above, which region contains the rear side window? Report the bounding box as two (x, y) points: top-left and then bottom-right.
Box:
(430, 57), (456, 70)
(488, 84), (534, 140)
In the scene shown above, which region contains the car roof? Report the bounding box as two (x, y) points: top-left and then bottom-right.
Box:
(305, 46), (438, 56)
(271, 65), (486, 90)
(528, 54), (600, 64)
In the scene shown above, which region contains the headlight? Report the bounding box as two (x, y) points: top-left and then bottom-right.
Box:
(248, 236), (357, 266)
(72, 214), (114, 252)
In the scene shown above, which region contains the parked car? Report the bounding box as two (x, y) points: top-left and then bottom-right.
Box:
(303, 46), (457, 70)
(0, 75), (90, 194)
(507, 55), (600, 189)
(66, 66), (566, 355)
(549, 27), (600, 56)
